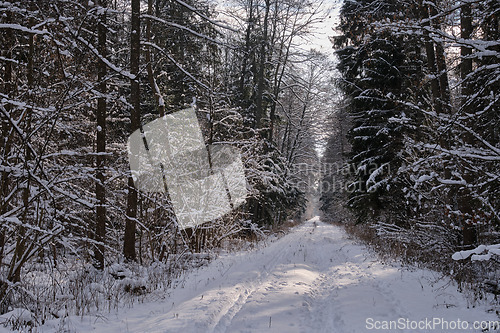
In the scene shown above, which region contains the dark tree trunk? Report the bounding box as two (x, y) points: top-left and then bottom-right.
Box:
(429, 5), (451, 111)
(459, 2), (476, 248)
(421, 2), (442, 113)
(0, 10), (13, 272)
(460, 3), (473, 105)
(254, 0), (270, 129)
(239, 0), (254, 108)
(146, 0), (165, 117)
(124, 0), (140, 261)
(95, 0), (108, 269)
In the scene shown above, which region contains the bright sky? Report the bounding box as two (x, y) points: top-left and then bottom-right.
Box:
(216, 0), (340, 57)
(305, 0), (341, 55)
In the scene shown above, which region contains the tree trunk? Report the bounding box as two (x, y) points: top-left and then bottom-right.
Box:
(421, 2), (441, 113)
(429, 5), (450, 111)
(459, 2), (476, 248)
(124, 0), (140, 261)
(95, 0), (107, 269)
(460, 3), (473, 106)
(0, 10), (13, 272)
(146, 0), (165, 117)
(269, 17), (293, 143)
(239, 0), (254, 109)
(254, 0), (270, 129)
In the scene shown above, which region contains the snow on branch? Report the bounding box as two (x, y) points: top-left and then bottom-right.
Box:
(173, 0), (238, 33)
(143, 41), (211, 92)
(74, 34), (136, 80)
(142, 14), (229, 48)
(0, 23), (48, 35)
(366, 162), (389, 193)
(375, 20), (500, 57)
(420, 143), (500, 162)
(452, 244), (500, 262)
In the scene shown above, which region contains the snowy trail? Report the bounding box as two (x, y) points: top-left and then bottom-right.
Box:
(74, 217), (497, 332)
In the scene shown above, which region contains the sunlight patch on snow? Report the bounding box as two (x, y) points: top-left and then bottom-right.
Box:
(37, 219), (499, 333)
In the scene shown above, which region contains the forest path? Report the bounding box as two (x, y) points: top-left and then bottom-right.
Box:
(87, 218), (496, 333)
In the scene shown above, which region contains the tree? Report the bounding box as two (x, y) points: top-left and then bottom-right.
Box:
(332, 0), (425, 224)
(324, 0), (499, 292)
(223, 0), (326, 226)
(124, 0), (141, 261)
(94, 0), (108, 269)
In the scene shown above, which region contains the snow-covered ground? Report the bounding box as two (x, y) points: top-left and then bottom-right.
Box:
(39, 217), (499, 332)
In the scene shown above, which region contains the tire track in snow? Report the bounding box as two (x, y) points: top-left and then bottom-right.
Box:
(85, 218), (498, 333)
(301, 220), (495, 333)
(210, 228), (304, 332)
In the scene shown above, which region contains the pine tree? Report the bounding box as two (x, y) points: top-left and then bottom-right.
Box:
(333, 0), (424, 224)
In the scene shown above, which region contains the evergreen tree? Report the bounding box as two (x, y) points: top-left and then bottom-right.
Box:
(333, 0), (425, 223)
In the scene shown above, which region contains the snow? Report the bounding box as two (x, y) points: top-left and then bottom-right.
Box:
(453, 244), (500, 262)
(0, 308), (34, 328)
(416, 172), (437, 183)
(32, 218), (498, 332)
(71, 33), (136, 80)
(0, 24), (48, 35)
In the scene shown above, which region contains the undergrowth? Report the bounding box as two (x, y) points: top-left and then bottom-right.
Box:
(336, 219), (500, 316)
